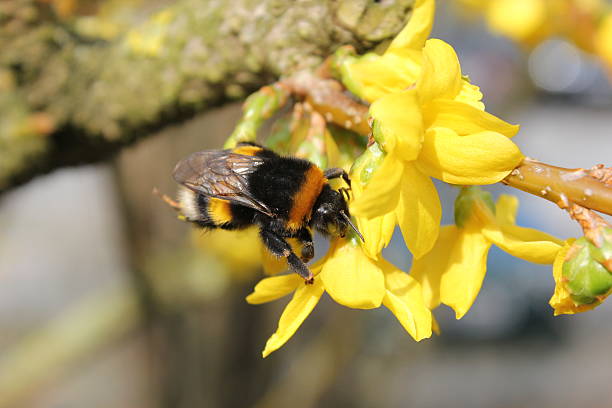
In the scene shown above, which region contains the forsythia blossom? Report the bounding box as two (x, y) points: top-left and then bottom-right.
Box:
(344, 0), (523, 259)
(247, 237), (432, 357)
(411, 190), (562, 318)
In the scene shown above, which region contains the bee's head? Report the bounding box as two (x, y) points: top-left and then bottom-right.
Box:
(311, 185), (363, 241)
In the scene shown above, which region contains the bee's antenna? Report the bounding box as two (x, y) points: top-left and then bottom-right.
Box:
(340, 211), (364, 243)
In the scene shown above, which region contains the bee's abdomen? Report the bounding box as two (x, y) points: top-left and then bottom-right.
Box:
(177, 187), (253, 230)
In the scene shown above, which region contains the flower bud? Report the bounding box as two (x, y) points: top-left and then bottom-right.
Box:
(350, 142), (385, 187)
(562, 230), (612, 305)
(454, 186), (495, 228)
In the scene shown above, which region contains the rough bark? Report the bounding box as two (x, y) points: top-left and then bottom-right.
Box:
(0, 0), (415, 192)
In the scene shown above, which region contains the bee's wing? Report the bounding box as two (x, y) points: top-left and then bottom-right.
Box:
(172, 150), (273, 216)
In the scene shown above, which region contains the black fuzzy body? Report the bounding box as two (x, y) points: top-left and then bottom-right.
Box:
(173, 142), (353, 282)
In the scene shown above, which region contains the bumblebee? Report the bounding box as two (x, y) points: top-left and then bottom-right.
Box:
(172, 142), (363, 283)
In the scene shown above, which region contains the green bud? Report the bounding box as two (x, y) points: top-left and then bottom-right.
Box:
(370, 119), (388, 152)
(350, 142), (385, 186)
(454, 186), (495, 228)
(563, 230), (612, 305)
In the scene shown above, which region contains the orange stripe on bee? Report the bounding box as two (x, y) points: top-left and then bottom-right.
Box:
(232, 145), (263, 156)
(287, 165), (325, 231)
(208, 197), (233, 225)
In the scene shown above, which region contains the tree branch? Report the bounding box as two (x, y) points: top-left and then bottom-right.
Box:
(501, 159), (612, 216)
(0, 0), (415, 193)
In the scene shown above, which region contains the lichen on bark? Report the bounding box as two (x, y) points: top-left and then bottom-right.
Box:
(0, 0), (415, 192)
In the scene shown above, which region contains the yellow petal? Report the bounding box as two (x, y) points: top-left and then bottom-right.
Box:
(246, 274), (302, 305)
(357, 211), (397, 260)
(340, 0), (435, 103)
(410, 225), (459, 309)
(261, 246), (288, 275)
(396, 163), (441, 259)
(440, 227), (492, 319)
(320, 240), (385, 309)
(432, 314), (441, 335)
(418, 39), (462, 104)
(342, 53), (421, 103)
(351, 155), (403, 218)
(417, 128), (524, 185)
(483, 194), (563, 264)
(456, 80), (485, 110)
(423, 99), (520, 138)
(494, 194), (518, 226)
(370, 90), (424, 160)
(261, 238), (304, 275)
(382, 261), (433, 341)
(387, 0), (435, 56)
(262, 280), (324, 357)
(483, 224), (563, 264)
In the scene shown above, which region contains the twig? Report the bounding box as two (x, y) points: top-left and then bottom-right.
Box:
(565, 203), (610, 247)
(282, 72), (370, 136)
(502, 158), (612, 216)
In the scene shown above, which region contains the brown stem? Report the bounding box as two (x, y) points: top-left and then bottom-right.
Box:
(501, 158), (612, 216)
(565, 203), (610, 246)
(282, 72), (370, 136)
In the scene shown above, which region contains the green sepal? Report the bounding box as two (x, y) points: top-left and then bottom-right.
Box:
(454, 186), (495, 228)
(350, 142), (385, 187)
(224, 84), (289, 148)
(265, 116), (293, 154)
(563, 230), (612, 305)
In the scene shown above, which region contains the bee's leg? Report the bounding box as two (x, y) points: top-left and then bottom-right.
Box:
(324, 168), (351, 188)
(293, 227), (314, 262)
(260, 228), (314, 284)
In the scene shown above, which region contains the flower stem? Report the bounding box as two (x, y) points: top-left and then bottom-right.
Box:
(501, 158), (612, 216)
(281, 72), (370, 136)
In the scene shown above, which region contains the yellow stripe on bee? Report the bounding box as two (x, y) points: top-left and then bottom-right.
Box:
(208, 197), (233, 225)
(287, 165), (325, 231)
(232, 145), (263, 156)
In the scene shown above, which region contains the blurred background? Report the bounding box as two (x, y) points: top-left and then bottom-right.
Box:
(1, 1), (612, 407)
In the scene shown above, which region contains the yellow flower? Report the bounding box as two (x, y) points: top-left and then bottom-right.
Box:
(340, 0), (435, 102)
(349, 36), (523, 259)
(411, 192), (563, 319)
(486, 0), (549, 46)
(247, 238), (432, 357)
(595, 13), (612, 76)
